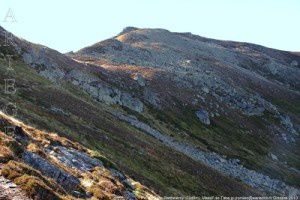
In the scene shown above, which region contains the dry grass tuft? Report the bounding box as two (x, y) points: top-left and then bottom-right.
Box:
(0, 145), (13, 162)
(88, 185), (112, 200)
(26, 143), (47, 158)
(14, 175), (61, 200)
(1, 161), (66, 199)
(0, 132), (14, 162)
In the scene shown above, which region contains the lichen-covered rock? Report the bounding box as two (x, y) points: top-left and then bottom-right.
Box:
(22, 48), (66, 82)
(50, 107), (70, 116)
(46, 146), (103, 171)
(279, 114), (297, 135)
(21, 151), (82, 194)
(39, 67), (65, 82)
(195, 109), (210, 125)
(132, 73), (146, 86)
(67, 69), (144, 112)
(143, 88), (160, 108)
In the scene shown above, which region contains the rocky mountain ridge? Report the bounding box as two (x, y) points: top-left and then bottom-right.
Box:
(0, 25), (299, 198)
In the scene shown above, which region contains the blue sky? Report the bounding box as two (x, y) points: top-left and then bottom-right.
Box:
(0, 0), (299, 53)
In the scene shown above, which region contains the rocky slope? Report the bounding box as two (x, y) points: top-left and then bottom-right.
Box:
(0, 176), (31, 200)
(0, 25), (299, 198)
(0, 111), (159, 199)
(73, 27), (300, 191)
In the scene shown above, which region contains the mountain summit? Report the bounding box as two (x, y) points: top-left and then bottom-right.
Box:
(0, 26), (299, 199)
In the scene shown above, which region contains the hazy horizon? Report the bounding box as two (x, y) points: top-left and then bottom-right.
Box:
(0, 0), (299, 53)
